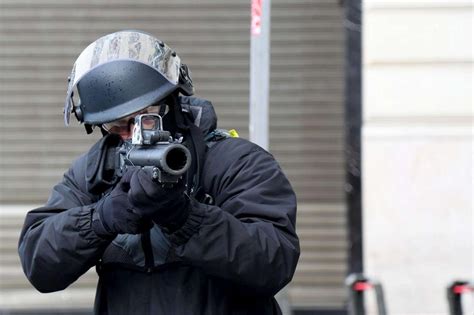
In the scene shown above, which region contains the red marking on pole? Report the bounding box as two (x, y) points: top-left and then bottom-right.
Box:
(353, 282), (373, 291)
(251, 0), (263, 36)
(453, 285), (474, 294)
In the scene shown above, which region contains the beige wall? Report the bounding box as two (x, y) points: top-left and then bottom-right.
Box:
(363, 0), (473, 314)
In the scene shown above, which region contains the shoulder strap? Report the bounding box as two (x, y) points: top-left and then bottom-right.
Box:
(182, 114), (207, 201)
(204, 128), (239, 148)
(181, 108), (239, 204)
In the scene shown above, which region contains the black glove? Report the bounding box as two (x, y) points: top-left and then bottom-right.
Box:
(128, 168), (190, 233)
(92, 170), (153, 238)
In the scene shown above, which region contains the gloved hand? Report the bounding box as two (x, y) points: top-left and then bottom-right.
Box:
(128, 168), (190, 233)
(92, 170), (153, 238)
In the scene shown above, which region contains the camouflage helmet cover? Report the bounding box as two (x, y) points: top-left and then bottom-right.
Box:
(64, 30), (194, 126)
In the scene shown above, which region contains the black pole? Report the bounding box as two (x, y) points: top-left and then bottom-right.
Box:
(346, 274), (388, 315)
(447, 281), (473, 315)
(346, 274), (367, 315)
(344, 0), (363, 276)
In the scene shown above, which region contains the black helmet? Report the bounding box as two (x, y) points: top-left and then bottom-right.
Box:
(64, 30), (194, 128)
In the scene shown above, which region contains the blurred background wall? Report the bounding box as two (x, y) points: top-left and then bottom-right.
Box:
(363, 0), (473, 314)
(0, 0), (348, 313)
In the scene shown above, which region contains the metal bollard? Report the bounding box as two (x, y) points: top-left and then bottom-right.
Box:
(447, 280), (474, 315)
(345, 273), (387, 315)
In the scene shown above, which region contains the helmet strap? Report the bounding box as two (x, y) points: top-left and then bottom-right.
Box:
(159, 102), (167, 117)
(84, 124), (94, 134)
(99, 127), (109, 137)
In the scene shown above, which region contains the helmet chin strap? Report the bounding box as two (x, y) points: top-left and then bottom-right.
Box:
(99, 126), (109, 137)
(158, 102), (167, 117)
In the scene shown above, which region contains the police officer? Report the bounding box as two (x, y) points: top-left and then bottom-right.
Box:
(18, 30), (300, 315)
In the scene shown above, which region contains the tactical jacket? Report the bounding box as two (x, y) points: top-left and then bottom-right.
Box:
(18, 97), (300, 315)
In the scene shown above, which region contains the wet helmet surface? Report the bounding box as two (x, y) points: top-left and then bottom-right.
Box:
(64, 30), (194, 126)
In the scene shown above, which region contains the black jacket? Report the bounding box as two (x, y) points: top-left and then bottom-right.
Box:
(18, 97), (300, 315)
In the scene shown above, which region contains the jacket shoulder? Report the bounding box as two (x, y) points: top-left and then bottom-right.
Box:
(206, 137), (270, 163)
(202, 137), (290, 206)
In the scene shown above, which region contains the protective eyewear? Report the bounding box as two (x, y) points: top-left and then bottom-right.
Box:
(102, 106), (163, 135)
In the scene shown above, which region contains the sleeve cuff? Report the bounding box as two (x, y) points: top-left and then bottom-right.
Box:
(77, 205), (115, 244)
(166, 198), (205, 248)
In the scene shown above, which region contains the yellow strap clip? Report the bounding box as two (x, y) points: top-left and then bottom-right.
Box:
(228, 129), (239, 138)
